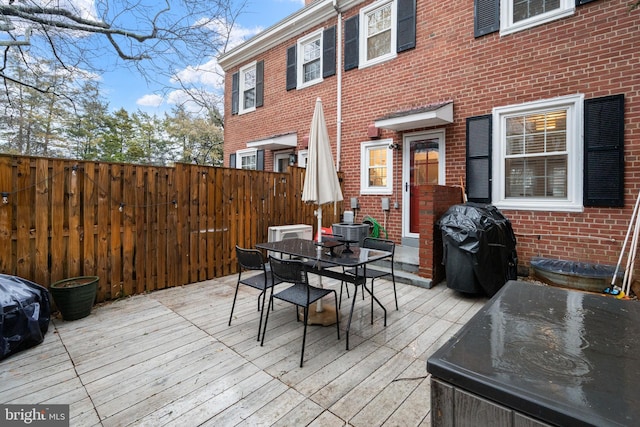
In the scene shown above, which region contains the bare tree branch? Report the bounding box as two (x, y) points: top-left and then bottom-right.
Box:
(0, 0), (246, 97)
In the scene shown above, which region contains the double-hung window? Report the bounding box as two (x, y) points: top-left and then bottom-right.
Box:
(237, 148), (257, 170)
(492, 94), (583, 211)
(501, 0), (574, 35)
(297, 30), (323, 88)
(360, 0), (397, 68)
(361, 140), (393, 194)
(239, 62), (256, 114)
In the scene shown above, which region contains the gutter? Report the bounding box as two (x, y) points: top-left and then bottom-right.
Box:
(334, 0), (343, 171)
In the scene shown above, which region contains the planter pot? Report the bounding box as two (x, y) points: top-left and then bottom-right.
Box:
(50, 276), (99, 321)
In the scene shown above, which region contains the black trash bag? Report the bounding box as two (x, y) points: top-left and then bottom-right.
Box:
(439, 203), (518, 297)
(0, 274), (51, 360)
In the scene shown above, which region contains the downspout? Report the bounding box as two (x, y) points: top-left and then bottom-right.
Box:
(333, 0), (343, 171)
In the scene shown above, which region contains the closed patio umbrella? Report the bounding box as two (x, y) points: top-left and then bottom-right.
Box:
(302, 97), (344, 242)
(302, 97), (343, 321)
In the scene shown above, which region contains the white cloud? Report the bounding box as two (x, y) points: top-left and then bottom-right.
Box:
(137, 94), (164, 107)
(134, 18), (267, 115)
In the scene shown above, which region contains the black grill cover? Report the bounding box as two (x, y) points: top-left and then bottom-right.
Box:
(439, 203), (518, 296)
(1, 274), (51, 360)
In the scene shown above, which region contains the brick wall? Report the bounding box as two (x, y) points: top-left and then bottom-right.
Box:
(417, 185), (464, 282)
(224, 0), (640, 270)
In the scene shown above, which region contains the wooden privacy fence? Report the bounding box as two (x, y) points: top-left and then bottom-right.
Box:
(0, 155), (343, 302)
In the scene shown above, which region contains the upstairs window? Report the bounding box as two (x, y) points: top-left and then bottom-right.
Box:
(344, 0), (415, 71)
(475, 0), (581, 37)
(360, 0), (397, 68)
(239, 62), (256, 114)
(287, 27), (336, 91)
(231, 61), (263, 115)
(297, 30), (323, 88)
(501, 0), (574, 35)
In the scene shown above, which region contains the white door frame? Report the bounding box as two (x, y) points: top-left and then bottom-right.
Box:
(402, 130), (446, 239)
(274, 152), (292, 172)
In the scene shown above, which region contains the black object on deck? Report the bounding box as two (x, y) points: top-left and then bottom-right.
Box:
(1, 274), (51, 360)
(439, 203), (517, 296)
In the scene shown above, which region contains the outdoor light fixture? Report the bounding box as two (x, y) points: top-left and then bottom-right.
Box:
(289, 153), (297, 166)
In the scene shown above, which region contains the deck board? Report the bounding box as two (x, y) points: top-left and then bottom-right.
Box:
(0, 274), (488, 426)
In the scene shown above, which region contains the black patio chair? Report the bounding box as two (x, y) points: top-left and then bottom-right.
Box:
(341, 237), (398, 312)
(261, 256), (340, 367)
(229, 246), (283, 341)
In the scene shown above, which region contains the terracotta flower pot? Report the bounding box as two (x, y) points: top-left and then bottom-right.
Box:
(49, 276), (99, 321)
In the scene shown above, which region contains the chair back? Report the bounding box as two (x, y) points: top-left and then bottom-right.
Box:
(363, 237), (395, 257)
(236, 246), (266, 271)
(268, 256), (308, 285)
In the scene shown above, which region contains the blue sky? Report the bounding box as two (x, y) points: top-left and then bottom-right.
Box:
(101, 0), (305, 114)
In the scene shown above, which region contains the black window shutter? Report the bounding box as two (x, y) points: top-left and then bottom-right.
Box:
(323, 26), (336, 78)
(397, 0), (416, 52)
(229, 153), (236, 168)
(231, 72), (239, 115)
(474, 0), (500, 38)
(576, 0), (598, 5)
(256, 150), (265, 171)
(584, 94), (625, 207)
(255, 60), (264, 108)
(344, 15), (359, 71)
(286, 45), (297, 91)
(466, 115), (492, 203)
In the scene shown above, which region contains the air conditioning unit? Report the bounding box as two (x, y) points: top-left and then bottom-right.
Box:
(268, 224), (313, 242)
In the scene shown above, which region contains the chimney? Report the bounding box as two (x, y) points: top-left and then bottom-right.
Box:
(305, 0), (315, 5)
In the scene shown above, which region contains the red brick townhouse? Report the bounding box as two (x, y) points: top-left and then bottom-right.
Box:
(218, 0), (639, 271)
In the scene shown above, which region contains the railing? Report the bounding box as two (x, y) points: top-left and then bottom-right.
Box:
(0, 155), (342, 302)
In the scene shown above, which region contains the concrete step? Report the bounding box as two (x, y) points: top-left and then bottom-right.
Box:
(364, 262), (433, 289)
(367, 244), (433, 289)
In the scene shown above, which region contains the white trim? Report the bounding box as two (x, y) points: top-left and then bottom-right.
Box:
(360, 139), (394, 195)
(246, 133), (297, 150)
(358, 0), (397, 69)
(403, 130), (445, 239)
(375, 103), (454, 131)
(236, 148), (257, 170)
(500, 0), (574, 36)
(297, 28), (324, 89)
(298, 149), (309, 168)
(218, 0), (367, 71)
(491, 94), (584, 212)
(274, 152), (292, 172)
(238, 61), (257, 115)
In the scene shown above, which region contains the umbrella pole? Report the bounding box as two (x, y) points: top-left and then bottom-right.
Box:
(316, 206), (324, 312)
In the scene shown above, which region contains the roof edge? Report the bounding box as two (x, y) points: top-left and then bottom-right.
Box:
(218, 0), (365, 71)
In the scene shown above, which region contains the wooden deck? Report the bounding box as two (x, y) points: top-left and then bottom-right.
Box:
(0, 274), (488, 426)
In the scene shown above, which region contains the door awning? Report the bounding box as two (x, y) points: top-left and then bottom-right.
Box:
(374, 102), (453, 131)
(247, 133), (297, 150)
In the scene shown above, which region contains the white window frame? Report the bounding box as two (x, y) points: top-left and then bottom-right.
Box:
(359, 0), (397, 69)
(297, 29), (323, 89)
(238, 61), (256, 115)
(492, 94), (584, 212)
(236, 148), (257, 170)
(361, 139), (393, 195)
(298, 149), (309, 168)
(501, 0), (574, 36)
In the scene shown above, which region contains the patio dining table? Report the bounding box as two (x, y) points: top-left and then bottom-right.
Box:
(255, 237), (392, 350)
